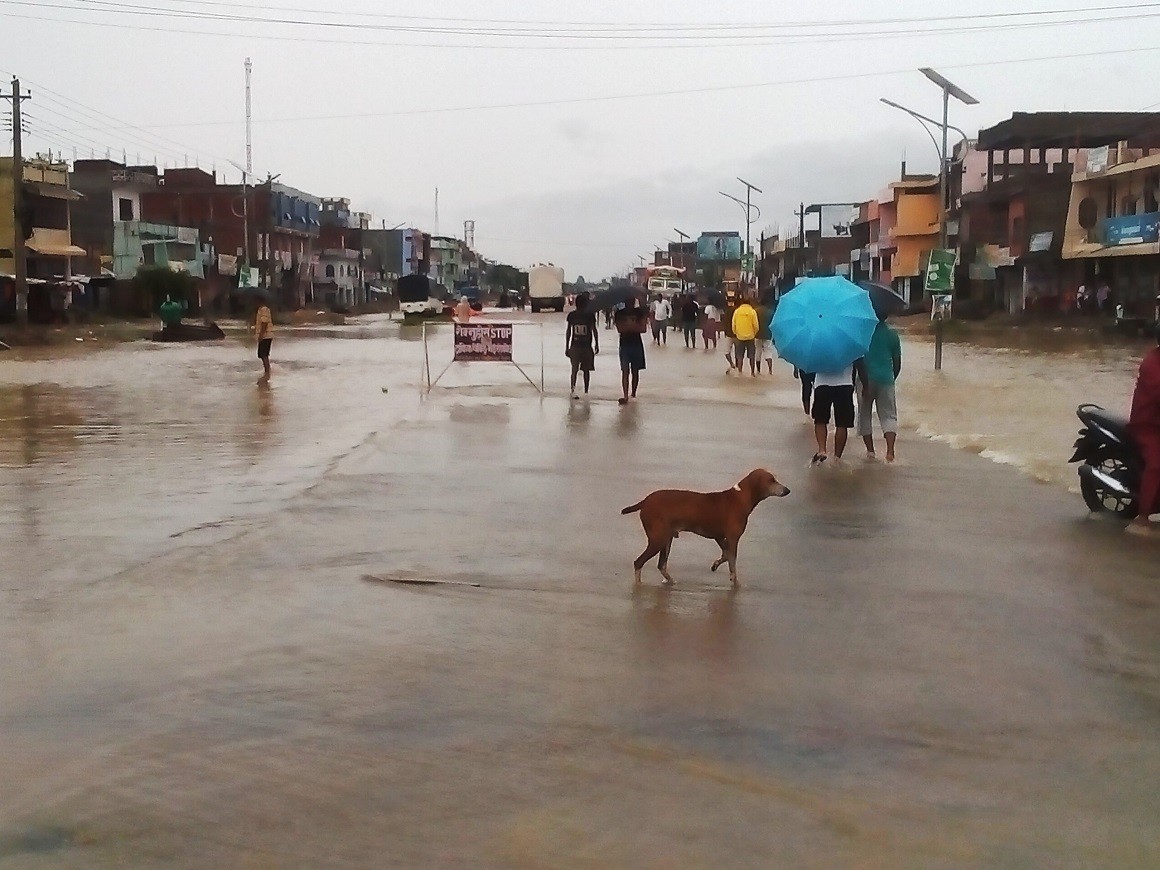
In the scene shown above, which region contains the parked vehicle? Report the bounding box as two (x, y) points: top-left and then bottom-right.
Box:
(528, 264), (565, 313)
(1070, 403), (1139, 517)
(397, 275), (446, 319)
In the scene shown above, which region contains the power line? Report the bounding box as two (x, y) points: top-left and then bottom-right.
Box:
(2, 1), (1157, 49)
(0, 66), (249, 171)
(29, 44), (1160, 133)
(60, 0), (1160, 33)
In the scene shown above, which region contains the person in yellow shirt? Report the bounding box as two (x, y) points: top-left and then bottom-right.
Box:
(730, 295), (760, 377)
(254, 299), (274, 382)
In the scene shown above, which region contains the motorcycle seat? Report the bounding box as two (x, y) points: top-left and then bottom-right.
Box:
(1080, 404), (1131, 440)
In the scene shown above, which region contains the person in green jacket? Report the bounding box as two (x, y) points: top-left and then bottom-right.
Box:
(858, 319), (903, 462)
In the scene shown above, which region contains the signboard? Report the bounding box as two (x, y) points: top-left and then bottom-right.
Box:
(696, 233), (742, 262)
(923, 248), (956, 294)
(818, 204), (859, 238)
(1086, 145), (1110, 174)
(1101, 213), (1160, 246)
(1028, 231), (1054, 253)
(741, 252), (755, 273)
(453, 323), (513, 361)
(217, 253), (237, 275)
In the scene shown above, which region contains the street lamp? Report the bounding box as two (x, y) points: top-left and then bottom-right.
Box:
(919, 68), (978, 251)
(719, 180), (763, 257)
(882, 70), (977, 372)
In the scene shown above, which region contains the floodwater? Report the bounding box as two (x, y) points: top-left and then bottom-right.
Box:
(1, 314), (1158, 867)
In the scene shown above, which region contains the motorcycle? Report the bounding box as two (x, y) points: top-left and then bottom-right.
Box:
(1070, 403), (1140, 517)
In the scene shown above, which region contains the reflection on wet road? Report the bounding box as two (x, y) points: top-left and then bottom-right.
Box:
(1, 314), (1158, 866)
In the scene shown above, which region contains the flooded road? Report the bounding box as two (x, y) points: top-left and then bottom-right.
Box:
(1, 314), (1158, 866)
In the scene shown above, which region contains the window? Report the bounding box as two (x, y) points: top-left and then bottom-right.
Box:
(325, 264), (335, 278)
(118, 197), (134, 221)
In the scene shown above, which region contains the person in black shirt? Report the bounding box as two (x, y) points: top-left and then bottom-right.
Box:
(680, 294), (700, 349)
(614, 294), (648, 405)
(565, 292), (599, 399)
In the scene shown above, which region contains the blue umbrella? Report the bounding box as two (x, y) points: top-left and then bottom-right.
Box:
(772, 276), (878, 373)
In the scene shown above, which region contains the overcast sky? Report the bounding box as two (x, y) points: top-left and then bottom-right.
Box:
(3, 0), (1158, 278)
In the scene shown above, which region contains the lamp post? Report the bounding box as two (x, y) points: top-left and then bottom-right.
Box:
(720, 186), (762, 292)
(881, 71), (977, 371)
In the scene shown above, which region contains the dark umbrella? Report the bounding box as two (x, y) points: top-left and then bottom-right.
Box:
(858, 281), (906, 320)
(590, 286), (642, 311)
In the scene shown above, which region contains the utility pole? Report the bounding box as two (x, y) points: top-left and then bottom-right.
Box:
(736, 177), (763, 258)
(3, 77), (31, 325)
(244, 58), (253, 176)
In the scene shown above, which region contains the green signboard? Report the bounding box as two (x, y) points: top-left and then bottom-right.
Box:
(924, 248), (955, 294)
(741, 252), (755, 273)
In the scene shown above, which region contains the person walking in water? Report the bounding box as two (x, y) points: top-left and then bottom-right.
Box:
(1127, 325), (1160, 536)
(615, 294), (648, 405)
(858, 318), (903, 462)
(795, 368), (815, 416)
(811, 360), (866, 465)
(731, 294), (760, 377)
(565, 292), (599, 399)
(253, 296), (274, 383)
(680, 294), (699, 349)
(455, 295), (473, 322)
(649, 294), (670, 346)
(701, 300), (720, 350)
(755, 298), (775, 375)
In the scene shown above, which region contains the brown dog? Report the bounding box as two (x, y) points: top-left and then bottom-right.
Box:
(621, 468), (790, 586)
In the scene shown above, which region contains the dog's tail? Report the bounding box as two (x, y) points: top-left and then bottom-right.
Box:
(620, 501), (643, 515)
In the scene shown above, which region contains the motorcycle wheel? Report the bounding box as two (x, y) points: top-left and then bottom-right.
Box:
(1080, 449), (1139, 518)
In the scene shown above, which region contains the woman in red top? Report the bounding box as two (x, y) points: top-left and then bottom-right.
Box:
(1128, 326), (1160, 536)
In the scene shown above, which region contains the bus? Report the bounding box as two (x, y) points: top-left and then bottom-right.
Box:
(646, 265), (685, 298)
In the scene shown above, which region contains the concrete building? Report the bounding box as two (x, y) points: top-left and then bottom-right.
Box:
(112, 221), (203, 280)
(1062, 144), (1160, 323)
(879, 175), (940, 306)
(141, 169), (321, 309)
(960, 112), (1160, 315)
(313, 197), (369, 307)
(0, 157), (85, 281)
(428, 235), (462, 293)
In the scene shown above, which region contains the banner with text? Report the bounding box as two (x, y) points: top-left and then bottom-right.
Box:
(454, 323), (514, 361)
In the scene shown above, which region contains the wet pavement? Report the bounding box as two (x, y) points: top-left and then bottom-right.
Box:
(2, 314), (1159, 867)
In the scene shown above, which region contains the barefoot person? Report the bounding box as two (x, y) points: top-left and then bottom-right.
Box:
(701, 300), (720, 350)
(254, 297), (274, 382)
(615, 294), (648, 405)
(565, 292), (598, 399)
(731, 294), (760, 377)
(858, 319), (903, 462)
(1127, 325), (1160, 536)
(811, 360), (867, 465)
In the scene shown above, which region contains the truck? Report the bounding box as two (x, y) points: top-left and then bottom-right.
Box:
(397, 274), (447, 320)
(528, 264), (565, 313)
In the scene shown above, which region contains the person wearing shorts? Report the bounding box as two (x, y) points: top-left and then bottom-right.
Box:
(565, 292), (599, 399)
(811, 362), (866, 464)
(730, 296), (760, 376)
(754, 300), (774, 374)
(254, 300), (274, 382)
(615, 297), (648, 405)
(858, 320), (902, 462)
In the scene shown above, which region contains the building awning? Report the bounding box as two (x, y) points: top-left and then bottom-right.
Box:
(26, 241), (87, 256)
(25, 182), (83, 201)
(1063, 241), (1160, 259)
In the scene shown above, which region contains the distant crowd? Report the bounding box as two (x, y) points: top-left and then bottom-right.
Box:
(563, 288), (903, 465)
